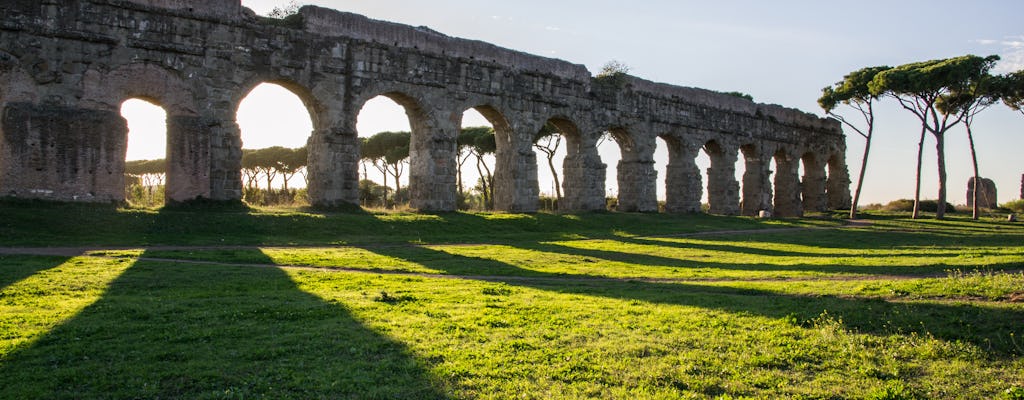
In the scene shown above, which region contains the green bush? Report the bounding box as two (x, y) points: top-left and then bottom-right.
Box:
(883, 199), (957, 213)
(1003, 199), (1024, 213)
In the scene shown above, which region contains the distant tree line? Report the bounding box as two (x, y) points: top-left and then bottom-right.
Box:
(819, 54), (1024, 220)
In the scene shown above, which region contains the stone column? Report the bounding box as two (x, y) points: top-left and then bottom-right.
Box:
(801, 155), (827, 213)
(664, 140), (702, 213)
(306, 124), (360, 208)
(562, 133), (606, 212)
(740, 147), (773, 216)
(492, 121), (539, 213)
(408, 113), (457, 212)
(206, 117), (243, 202)
(165, 115), (212, 203)
(707, 145), (739, 215)
(616, 134), (658, 212)
(826, 155), (852, 211)
(773, 153), (802, 217)
(0, 103), (126, 202)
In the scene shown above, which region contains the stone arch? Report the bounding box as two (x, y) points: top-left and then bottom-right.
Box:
(739, 143), (772, 216)
(660, 133), (702, 213)
(233, 79), (320, 205)
(352, 87), (455, 211)
(703, 139), (739, 215)
(474, 104), (536, 212)
(81, 63), (197, 116)
(541, 115), (605, 211)
(608, 127), (657, 212)
(800, 151), (827, 213)
(233, 77), (326, 131)
(773, 147), (802, 217)
(79, 62), (207, 203)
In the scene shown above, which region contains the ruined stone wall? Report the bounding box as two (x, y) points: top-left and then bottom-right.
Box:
(0, 0), (849, 213)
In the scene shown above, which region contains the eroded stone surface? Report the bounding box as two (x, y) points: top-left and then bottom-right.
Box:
(0, 1), (850, 212)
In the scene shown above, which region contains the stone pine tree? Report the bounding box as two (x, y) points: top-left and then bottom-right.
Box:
(471, 130), (497, 209)
(869, 55), (999, 219)
(1003, 69), (1024, 116)
(457, 126), (491, 196)
(533, 122), (563, 207)
(935, 56), (1002, 219)
(362, 131), (411, 207)
(819, 66), (891, 219)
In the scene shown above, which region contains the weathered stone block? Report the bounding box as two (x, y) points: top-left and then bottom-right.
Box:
(967, 177), (998, 209)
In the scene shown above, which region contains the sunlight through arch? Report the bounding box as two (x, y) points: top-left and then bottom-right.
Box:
(236, 83), (315, 205)
(121, 98), (167, 207)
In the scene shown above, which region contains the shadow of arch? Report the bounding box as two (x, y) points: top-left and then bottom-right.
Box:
(0, 249), (448, 399)
(356, 243), (1024, 358)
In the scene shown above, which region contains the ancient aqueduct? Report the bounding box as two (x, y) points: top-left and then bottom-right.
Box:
(0, 0), (851, 216)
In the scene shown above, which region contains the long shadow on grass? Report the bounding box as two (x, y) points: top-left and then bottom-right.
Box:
(0, 249), (447, 399)
(0, 254), (74, 290)
(360, 244), (1024, 358)
(515, 240), (1024, 277)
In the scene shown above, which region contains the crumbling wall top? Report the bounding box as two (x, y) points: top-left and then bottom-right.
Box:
(299, 5), (591, 81)
(627, 76), (840, 134)
(119, 0), (243, 20)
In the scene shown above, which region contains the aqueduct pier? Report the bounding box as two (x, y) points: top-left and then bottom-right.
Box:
(0, 0), (851, 215)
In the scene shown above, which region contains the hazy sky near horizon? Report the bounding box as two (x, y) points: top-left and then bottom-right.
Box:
(124, 0), (1024, 204)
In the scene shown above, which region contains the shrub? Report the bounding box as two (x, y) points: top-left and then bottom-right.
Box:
(883, 199), (957, 213)
(1003, 199), (1024, 213)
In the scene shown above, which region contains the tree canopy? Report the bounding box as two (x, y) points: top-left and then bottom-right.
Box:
(1001, 69), (1024, 114)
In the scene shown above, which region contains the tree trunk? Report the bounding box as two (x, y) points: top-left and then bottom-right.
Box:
(481, 158), (494, 210)
(546, 152), (562, 205)
(966, 121), (981, 220)
(475, 156), (489, 208)
(849, 129), (873, 220)
(912, 126), (926, 219)
(934, 132), (947, 219)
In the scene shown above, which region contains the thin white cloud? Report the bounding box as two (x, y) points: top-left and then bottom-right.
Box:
(977, 36), (1024, 72)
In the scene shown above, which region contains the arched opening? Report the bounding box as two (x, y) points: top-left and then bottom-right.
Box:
(355, 93), (433, 210)
(695, 146), (711, 211)
(457, 106), (501, 211)
(801, 152), (826, 213)
(653, 137), (671, 209)
(121, 98), (167, 208)
(236, 82), (314, 207)
(533, 117), (578, 211)
(600, 129), (624, 210)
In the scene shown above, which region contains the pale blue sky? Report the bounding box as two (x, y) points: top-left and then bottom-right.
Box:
(125, 1), (1024, 205)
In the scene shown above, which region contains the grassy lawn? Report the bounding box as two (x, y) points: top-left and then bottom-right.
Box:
(1, 202), (1023, 399)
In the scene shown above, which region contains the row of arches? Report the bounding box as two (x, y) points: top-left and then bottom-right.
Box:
(118, 79), (846, 216)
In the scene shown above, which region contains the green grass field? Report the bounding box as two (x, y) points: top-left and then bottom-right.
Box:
(1, 201), (1022, 399)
